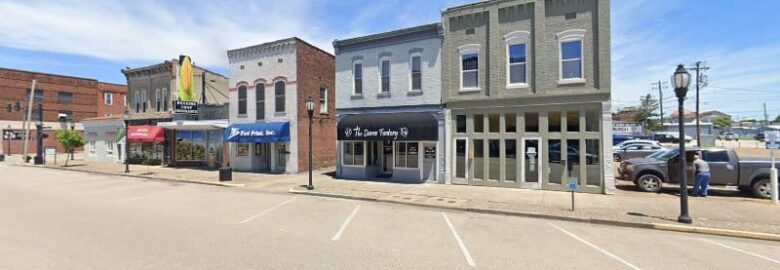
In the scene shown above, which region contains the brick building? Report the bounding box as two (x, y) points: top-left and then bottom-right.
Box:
(97, 82), (128, 117)
(0, 67), (108, 156)
(226, 38), (336, 173)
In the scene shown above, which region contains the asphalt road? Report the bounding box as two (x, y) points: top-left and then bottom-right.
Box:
(1, 164), (778, 269)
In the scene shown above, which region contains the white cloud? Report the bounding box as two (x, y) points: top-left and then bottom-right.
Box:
(0, 0), (331, 67)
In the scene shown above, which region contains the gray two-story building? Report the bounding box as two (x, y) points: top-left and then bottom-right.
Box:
(442, 0), (614, 193)
(334, 23), (445, 182)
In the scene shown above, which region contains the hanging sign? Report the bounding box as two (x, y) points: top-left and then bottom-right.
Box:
(173, 100), (199, 115)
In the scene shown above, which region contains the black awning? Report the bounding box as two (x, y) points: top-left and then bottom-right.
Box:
(338, 112), (438, 141)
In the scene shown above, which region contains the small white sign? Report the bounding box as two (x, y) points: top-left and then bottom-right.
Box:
(44, 147), (56, 155)
(766, 131), (780, 150)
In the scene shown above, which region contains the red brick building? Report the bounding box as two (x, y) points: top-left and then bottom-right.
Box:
(97, 82), (128, 117)
(0, 67), (126, 156)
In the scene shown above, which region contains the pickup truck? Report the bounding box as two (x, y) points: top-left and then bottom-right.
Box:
(617, 148), (780, 199)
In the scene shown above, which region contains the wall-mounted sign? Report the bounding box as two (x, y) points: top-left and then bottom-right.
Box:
(173, 100), (199, 115)
(424, 146), (436, 158)
(337, 113), (438, 141)
(343, 125), (409, 140)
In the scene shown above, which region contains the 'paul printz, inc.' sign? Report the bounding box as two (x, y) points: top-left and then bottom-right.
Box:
(227, 128), (277, 140)
(344, 125), (409, 140)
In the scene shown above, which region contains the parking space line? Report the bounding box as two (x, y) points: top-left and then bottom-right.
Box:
(700, 239), (780, 265)
(240, 197), (296, 224)
(332, 204), (361, 241)
(550, 223), (641, 270)
(441, 212), (476, 267)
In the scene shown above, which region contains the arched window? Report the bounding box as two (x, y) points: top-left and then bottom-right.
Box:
(255, 84), (265, 120)
(134, 90), (140, 113)
(237, 85), (247, 115)
(155, 89), (161, 111)
(319, 85), (328, 114)
(141, 90), (147, 112)
(162, 88), (169, 111)
(274, 81), (285, 113)
(557, 29), (586, 84)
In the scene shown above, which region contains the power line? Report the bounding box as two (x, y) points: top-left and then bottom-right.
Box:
(687, 61), (709, 146)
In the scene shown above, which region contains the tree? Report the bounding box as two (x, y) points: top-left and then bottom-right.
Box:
(632, 94), (662, 134)
(774, 115), (780, 124)
(55, 129), (84, 167)
(713, 116), (733, 130)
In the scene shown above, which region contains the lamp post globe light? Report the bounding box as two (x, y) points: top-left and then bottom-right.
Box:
(124, 110), (130, 173)
(671, 64), (692, 224)
(305, 96), (315, 190)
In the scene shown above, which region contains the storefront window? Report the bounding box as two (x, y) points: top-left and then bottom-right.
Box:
(505, 113), (517, 132)
(176, 130), (206, 161)
(343, 142), (364, 166)
(585, 140), (601, 186)
(586, 108), (599, 132)
(367, 142), (378, 165)
(488, 114), (500, 133)
(237, 143), (249, 157)
(505, 139), (517, 181)
(525, 112), (539, 133)
(473, 139), (484, 179)
(566, 111), (580, 132)
(548, 139), (562, 184)
(456, 115), (466, 133)
(395, 142), (419, 168)
(488, 139), (500, 180)
(278, 143), (289, 168)
(548, 111), (561, 132)
(567, 139), (580, 184)
(474, 114), (484, 133)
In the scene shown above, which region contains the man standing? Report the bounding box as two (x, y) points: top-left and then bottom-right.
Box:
(691, 153), (711, 197)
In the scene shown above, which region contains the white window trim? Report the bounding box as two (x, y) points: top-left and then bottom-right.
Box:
(341, 141), (367, 167)
(557, 29), (586, 85)
(104, 92), (113, 105)
(378, 56), (391, 94)
(319, 86), (328, 114)
(155, 89), (161, 111)
(458, 44), (481, 92)
(393, 141), (421, 170)
(504, 31), (530, 89)
(352, 60), (363, 96)
(409, 53), (423, 92)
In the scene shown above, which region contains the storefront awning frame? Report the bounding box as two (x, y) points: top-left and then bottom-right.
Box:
(224, 122), (290, 143)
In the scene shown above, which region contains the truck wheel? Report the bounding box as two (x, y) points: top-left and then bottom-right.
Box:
(752, 179), (772, 199)
(637, 174), (663, 193)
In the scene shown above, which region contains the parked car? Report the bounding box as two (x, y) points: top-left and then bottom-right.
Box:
(618, 148), (780, 199)
(612, 141), (665, 162)
(718, 132), (738, 141)
(652, 132), (692, 143)
(755, 133), (765, 142)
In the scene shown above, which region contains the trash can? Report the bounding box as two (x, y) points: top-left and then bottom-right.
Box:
(0, 154), (5, 162)
(219, 167), (232, 181)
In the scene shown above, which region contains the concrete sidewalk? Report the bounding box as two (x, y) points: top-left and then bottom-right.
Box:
(12, 156), (780, 240)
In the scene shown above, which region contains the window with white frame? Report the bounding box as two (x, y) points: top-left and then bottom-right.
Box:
(134, 91), (140, 113)
(256, 84), (265, 120)
(107, 139), (115, 153)
(274, 81), (285, 113)
(319, 85), (328, 114)
(141, 90), (147, 112)
(557, 29), (586, 82)
(236, 143), (249, 157)
(380, 58), (391, 93)
(395, 142), (419, 168)
(237, 85), (247, 115)
(353, 61), (363, 95)
(504, 31), (530, 87)
(410, 54), (422, 91)
(104, 92), (113, 105)
(162, 88), (168, 111)
(155, 89), (161, 111)
(342, 141), (364, 166)
(458, 44), (481, 90)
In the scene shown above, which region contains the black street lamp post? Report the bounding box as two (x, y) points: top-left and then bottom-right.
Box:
(672, 64), (693, 224)
(124, 110), (130, 173)
(34, 103), (43, 165)
(306, 96), (314, 190)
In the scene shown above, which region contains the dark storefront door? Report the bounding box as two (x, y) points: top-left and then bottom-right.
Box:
(382, 141), (393, 175)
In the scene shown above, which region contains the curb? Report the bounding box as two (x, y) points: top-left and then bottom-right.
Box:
(289, 188), (780, 242)
(20, 164), (245, 188)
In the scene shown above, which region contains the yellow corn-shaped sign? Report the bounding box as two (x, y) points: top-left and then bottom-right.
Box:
(178, 55), (196, 101)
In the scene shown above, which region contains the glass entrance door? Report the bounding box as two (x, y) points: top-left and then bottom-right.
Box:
(522, 138), (541, 189)
(452, 138), (468, 184)
(381, 141), (393, 175)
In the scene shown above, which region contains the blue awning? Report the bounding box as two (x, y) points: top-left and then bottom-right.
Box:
(224, 122), (290, 143)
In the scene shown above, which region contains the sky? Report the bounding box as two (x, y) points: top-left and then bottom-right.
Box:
(0, 0), (778, 120)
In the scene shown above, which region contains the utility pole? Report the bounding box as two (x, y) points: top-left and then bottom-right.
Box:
(689, 61), (709, 146)
(22, 79), (37, 162)
(651, 81), (668, 124)
(764, 103), (769, 127)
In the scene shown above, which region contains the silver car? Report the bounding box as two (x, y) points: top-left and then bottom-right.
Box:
(613, 141), (665, 162)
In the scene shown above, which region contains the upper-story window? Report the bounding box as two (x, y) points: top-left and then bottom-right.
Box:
(104, 92), (113, 105)
(319, 85), (328, 114)
(58, 92), (73, 104)
(237, 85), (247, 115)
(353, 61), (363, 95)
(557, 29), (586, 84)
(134, 91), (140, 113)
(141, 90), (147, 112)
(255, 83), (265, 120)
(162, 88), (168, 111)
(274, 81), (285, 113)
(458, 44), (481, 91)
(154, 89), (161, 111)
(380, 58), (391, 93)
(504, 31), (530, 88)
(410, 54), (422, 91)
